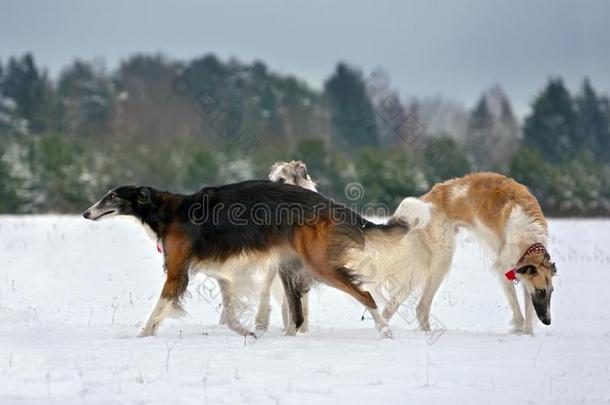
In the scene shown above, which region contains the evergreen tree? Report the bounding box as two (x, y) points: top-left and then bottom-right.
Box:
(509, 147), (553, 211)
(114, 54), (192, 141)
(2, 54), (53, 133)
(324, 63), (379, 149)
(57, 60), (113, 136)
(354, 148), (424, 208)
(523, 78), (577, 163)
(575, 79), (610, 162)
(422, 136), (471, 183)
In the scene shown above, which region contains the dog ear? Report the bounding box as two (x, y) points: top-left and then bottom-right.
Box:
(516, 264), (537, 275)
(137, 187), (151, 205)
(269, 161), (285, 173)
(294, 161), (308, 178)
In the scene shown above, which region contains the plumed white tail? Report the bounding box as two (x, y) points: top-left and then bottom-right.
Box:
(393, 197), (432, 230)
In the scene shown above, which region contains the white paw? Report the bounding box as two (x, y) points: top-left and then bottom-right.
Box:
(510, 326), (523, 335)
(510, 318), (525, 334)
(379, 326), (393, 339)
(523, 327), (534, 336)
(255, 324), (269, 332)
(284, 324), (298, 336)
(138, 328), (154, 338)
(420, 323), (432, 332)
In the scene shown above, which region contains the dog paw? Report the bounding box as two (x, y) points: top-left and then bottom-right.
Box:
(137, 329), (154, 338)
(420, 324), (432, 332)
(522, 327), (535, 336)
(510, 325), (525, 335)
(379, 326), (393, 339)
(255, 324), (269, 332)
(243, 332), (258, 345)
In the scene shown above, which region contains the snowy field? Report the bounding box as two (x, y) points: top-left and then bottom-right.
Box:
(1, 216), (610, 404)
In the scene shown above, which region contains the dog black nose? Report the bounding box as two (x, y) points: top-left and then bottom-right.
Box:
(83, 210), (91, 219)
(542, 318), (551, 325)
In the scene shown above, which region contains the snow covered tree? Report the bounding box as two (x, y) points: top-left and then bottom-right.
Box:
(0, 142), (23, 213)
(466, 86), (521, 169)
(1, 54), (53, 134)
(57, 60), (113, 136)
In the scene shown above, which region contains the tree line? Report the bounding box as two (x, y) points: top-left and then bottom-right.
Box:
(0, 53), (609, 215)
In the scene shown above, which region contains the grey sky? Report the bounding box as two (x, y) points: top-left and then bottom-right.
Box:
(1, 0), (609, 116)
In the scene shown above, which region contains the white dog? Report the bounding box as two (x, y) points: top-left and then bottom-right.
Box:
(386, 172), (556, 335)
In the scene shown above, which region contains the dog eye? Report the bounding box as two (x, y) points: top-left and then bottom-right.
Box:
(536, 289), (545, 298)
(278, 178), (286, 184)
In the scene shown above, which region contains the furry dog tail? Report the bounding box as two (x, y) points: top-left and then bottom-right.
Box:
(392, 197), (432, 230)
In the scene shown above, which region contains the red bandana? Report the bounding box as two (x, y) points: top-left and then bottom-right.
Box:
(504, 242), (550, 281)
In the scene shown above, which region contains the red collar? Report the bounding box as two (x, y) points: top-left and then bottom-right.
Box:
(504, 242), (550, 281)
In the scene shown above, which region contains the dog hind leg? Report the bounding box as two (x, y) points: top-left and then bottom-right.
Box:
(294, 225), (390, 337)
(217, 278), (256, 337)
(318, 265), (391, 337)
(255, 265), (278, 331)
(416, 250), (453, 331)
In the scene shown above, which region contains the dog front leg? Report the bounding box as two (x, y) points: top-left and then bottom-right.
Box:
(139, 235), (190, 337)
(522, 284), (534, 335)
(499, 276), (524, 333)
(139, 273), (188, 337)
(217, 278), (231, 326)
(280, 293), (310, 333)
(299, 293), (310, 333)
(279, 266), (304, 336)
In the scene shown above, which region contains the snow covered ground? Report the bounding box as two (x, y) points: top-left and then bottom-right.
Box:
(1, 216), (609, 404)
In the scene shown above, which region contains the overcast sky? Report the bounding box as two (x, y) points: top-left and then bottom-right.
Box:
(1, 0), (609, 116)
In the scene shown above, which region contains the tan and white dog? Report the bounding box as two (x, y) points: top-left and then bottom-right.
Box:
(266, 160), (318, 334)
(387, 172), (557, 335)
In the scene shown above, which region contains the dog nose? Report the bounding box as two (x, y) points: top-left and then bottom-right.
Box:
(83, 210), (91, 219)
(542, 317), (551, 325)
